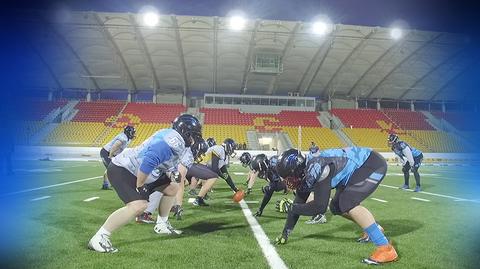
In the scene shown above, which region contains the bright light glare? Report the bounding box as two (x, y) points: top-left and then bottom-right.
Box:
(390, 28), (403, 39)
(312, 21), (328, 35)
(229, 16), (246, 30)
(143, 11), (159, 27)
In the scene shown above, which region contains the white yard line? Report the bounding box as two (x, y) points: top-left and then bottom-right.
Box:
(225, 200), (259, 204)
(0, 176), (103, 197)
(30, 196), (51, 201)
(411, 197), (430, 202)
(83, 196), (100, 202)
(379, 183), (480, 203)
(239, 199), (288, 269)
(371, 198), (388, 203)
(233, 172), (247, 175)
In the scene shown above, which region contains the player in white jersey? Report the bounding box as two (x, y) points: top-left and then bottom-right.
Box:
(88, 114), (202, 253)
(99, 125), (135, 189)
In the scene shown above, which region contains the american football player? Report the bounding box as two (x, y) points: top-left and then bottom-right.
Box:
(388, 133), (423, 192)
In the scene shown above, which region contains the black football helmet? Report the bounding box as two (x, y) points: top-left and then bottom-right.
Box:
(388, 133), (399, 146)
(191, 138), (209, 162)
(172, 114), (202, 147)
(223, 138), (236, 157)
(239, 152), (252, 167)
(124, 125), (136, 140)
(206, 137), (216, 147)
(251, 154), (269, 172)
(269, 155), (279, 170)
(277, 149), (306, 190)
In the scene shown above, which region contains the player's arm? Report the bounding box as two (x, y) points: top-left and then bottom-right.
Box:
(220, 165), (239, 192)
(290, 173), (332, 216)
(137, 141), (172, 196)
(109, 140), (123, 158)
(402, 147), (414, 166)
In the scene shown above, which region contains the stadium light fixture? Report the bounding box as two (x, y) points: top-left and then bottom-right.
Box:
(390, 28), (403, 40)
(139, 6), (160, 27)
(229, 15), (246, 31)
(312, 21), (328, 35)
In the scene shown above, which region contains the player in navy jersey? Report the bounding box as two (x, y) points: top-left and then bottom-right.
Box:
(388, 134), (424, 192)
(88, 114), (202, 253)
(274, 147), (398, 265)
(99, 125), (135, 189)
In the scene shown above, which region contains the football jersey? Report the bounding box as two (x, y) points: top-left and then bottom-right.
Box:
(302, 147), (372, 191)
(103, 132), (130, 154)
(202, 145), (228, 170)
(392, 141), (422, 158)
(112, 128), (186, 182)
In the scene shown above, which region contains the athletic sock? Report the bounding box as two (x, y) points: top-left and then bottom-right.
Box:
(157, 215), (168, 224)
(364, 223), (388, 247)
(95, 226), (111, 237)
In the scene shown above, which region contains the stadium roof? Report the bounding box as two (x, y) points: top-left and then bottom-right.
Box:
(24, 11), (475, 101)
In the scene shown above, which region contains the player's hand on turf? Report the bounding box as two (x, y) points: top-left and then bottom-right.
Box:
(136, 185), (149, 200)
(274, 234), (288, 245)
(254, 210), (262, 217)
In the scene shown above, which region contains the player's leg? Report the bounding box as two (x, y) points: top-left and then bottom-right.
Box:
(190, 164), (219, 206)
(413, 154), (423, 192)
(89, 163), (148, 253)
(153, 182), (183, 235)
(100, 148), (112, 190)
(400, 162), (411, 189)
(304, 192), (327, 224)
(136, 191), (163, 224)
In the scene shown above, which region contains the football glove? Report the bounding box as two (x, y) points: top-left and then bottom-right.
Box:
(275, 198), (293, 213)
(136, 185), (149, 200)
(274, 234), (288, 245)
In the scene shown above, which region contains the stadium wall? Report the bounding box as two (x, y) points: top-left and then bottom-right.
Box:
(13, 146), (479, 165)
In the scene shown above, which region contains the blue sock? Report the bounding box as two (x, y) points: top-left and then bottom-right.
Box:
(364, 223), (388, 246)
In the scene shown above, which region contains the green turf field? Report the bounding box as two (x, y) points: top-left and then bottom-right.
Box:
(10, 161), (480, 269)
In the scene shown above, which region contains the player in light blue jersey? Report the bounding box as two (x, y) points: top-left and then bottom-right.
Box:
(273, 147), (398, 265)
(88, 114), (202, 253)
(388, 134), (424, 192)
(99, 125), (135, 189)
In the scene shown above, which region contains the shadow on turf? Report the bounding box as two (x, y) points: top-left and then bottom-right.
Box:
(301, 218), (423, 242)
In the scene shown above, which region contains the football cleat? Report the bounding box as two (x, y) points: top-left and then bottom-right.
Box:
(88, 234), (118, 253)
(399, 184), (409, 190)
(305, 214), (327, 224)
(173, 206), (184, 220)
(193, 197), (209, 206)
(414, 186), (421, 192)
(253, 210), (263, 217)
(101, 184), (112, 190)
(357, 225), (384, 243)
(154, 221), (183, 235)
(362, 243), (398, 265)
(136, 212), (155, 224)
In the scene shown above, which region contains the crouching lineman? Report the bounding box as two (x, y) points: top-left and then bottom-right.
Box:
(193, 138), (243, 206)
(274, 147), (398, 265)
(240, 152), (257, 194)
(99, 125), (135, 189)
(250, 154), (288, 217)
(388, 134), (424, 192)
(88, 114), (202, 253)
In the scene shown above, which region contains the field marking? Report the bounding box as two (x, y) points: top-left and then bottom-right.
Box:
(30, 196), (51, 201)
(233, 172), (247, 175)
(0, 176), (103, 197)
(411, 197), (430, 202)
(225, 200), (259, 204)
(371, 198), (388, 203)
(83, 196), (100, 202)
(239, 199), (288, 269)
(379, 183), (480, 203)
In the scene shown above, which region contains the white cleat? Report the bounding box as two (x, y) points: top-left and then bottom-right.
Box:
(154, 221), (183, 235)
(305, 214), (327, 224)
(88, 234), (118, 253)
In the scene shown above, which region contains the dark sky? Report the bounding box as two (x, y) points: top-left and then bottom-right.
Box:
(6, 0), (480, 33)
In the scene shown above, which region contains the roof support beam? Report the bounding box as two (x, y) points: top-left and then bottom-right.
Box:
(213, 17), (219, 93)
(268, 22), (302, 95)
(29, 43), (63, 91)
(301, 34), (336, 96)
(429, 57), (479, 100)
(322, 28), (376, 98)
(295, 37), (329, 93)
(171, 15), (189, 96)
(347, 31), (413, 97)
(93, 12), (137, 92)
(128, 14), (160, 91)
(398, 46), (469, 99)
(241, 20), (261, 94)
(366, 33), (442, 98)
(47, 23), (100, 91)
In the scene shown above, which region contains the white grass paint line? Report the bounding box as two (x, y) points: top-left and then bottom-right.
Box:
(15, 168), (63, 173)
(233, 172), (247, 175)
(30, 196), (51, 201)
(371, 198), (388, 203)
(187, 198), (195, 204)
(380, 183), (480, 203)
(225, 200), (259, 204)
(411, 197), (430, 202)
(0, 176), (103, 197)
(83, 196), (100, 202)
(239, 200), (288, 269)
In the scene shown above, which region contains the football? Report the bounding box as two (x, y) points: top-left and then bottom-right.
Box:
(232, 190), (245, 203)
